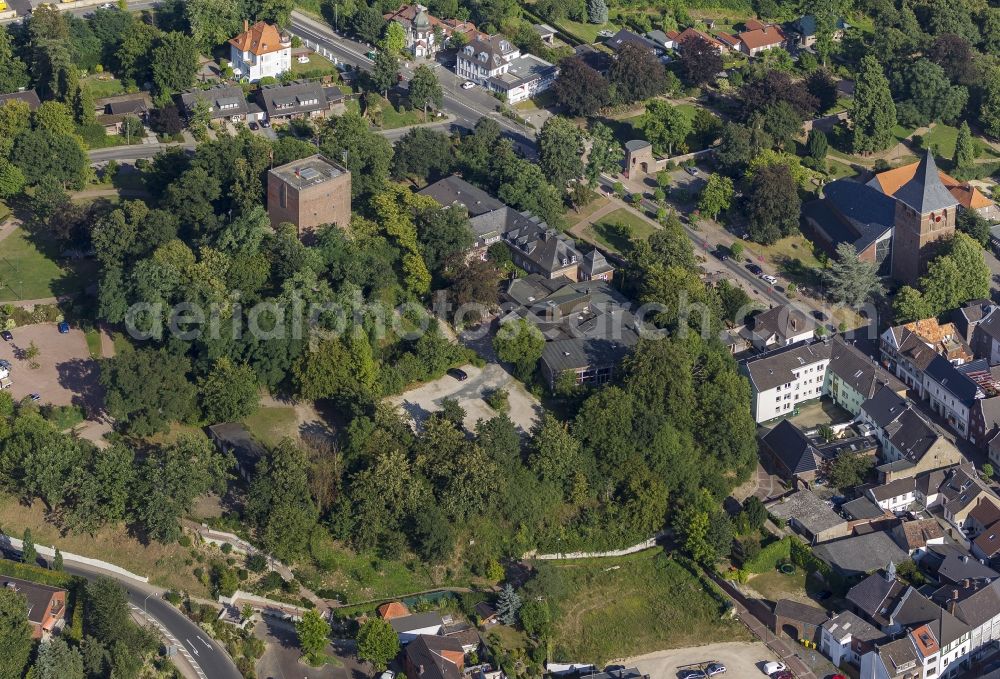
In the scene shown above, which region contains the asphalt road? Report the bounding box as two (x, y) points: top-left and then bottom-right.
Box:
(58, 560), (243, 679)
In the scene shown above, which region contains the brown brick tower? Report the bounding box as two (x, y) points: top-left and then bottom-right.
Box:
(267, 154), (351, 239)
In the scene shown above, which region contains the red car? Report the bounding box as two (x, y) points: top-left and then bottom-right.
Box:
(772, 673), (794, 679)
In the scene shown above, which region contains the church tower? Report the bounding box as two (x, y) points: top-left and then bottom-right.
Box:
(890, 151), (958, 285)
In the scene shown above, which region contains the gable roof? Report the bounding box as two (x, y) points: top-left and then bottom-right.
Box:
(739, 25), (785, 49)
(760, 420), (820, 476)
(828, 336), (906, 398)
(179, 85), (249, 119)
(847, 571), (905, 622)
(767, 490), (846, 537)
(823, 610), (885, 645)
(748, 305), (815, 343)
(813, 531), (909, 577)
(230, 21), (288, 57)
(867, 151), (961, 214)
(675, 27), (725, 50)
(924, 355), (979, 406)
(742, 340), (831, 392)
(843, 495), (889, 521)
(869, 477), (916, 503)
(390, 612), (444, 634)
(893, 519), (944, 551)
(606, 29), (658, 53)
(0, 578), (65, 627)
(258, 80), (328, 119)
(773, 598), (829, 626)
(0, 89), (41, 111)
(406, 634), (465, 679)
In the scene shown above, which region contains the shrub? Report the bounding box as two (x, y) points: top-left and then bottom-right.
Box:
(221, 542), (233, 554)
(178, 535), (192, 547)
(165, 590), (183, 605)
(246, 552), (267, 572)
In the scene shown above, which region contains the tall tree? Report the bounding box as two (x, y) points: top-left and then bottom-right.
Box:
(296, 610), (331, 664)
(320, 112), (393, 197)
(553, 56), (610, 116)
(198, 358), (260, 423)
(100, 349), (198, 435)
(0, 26), (29, 94)
(609, 42), (668, 103)
(822, 243), (885, 306)
(151, 32), (198, 99)
(677, 36), (723, 86)
(356, 618), (399, 671)
(697, 174), (733, 219)
(408, 64), (443, 118)
(0, 588), (31, 679)
(851, 55), (897, 153)
(496, 583), (521, 625)
(538, 116), (585, 187)
(744, 164), (800, 244)
(639, 100), (692, 156)
(246, 440), (319, 561)
(585, 122), (623, 184)
(953, 121), (975, 172)
(493, 318), (544, 380)
(35, 638), (84, 679)
(982, 67), (1000, 139)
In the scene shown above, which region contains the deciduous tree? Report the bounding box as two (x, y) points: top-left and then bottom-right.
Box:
(493, 318), (544, 380)
(356, 618), (399, 671)
(0, 587), (31, 679)
(609, 42), (668, 103)
(677, 36), (723, 86)
(639, 100), (691, 156)
(697, 174), (733, 219)
(539, 116), (585, 187)
(296, 609), (331, 664)
(553, 56), (609, 116)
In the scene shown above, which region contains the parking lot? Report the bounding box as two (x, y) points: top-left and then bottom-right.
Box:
(254, 619), (365, 679)
(387, 362), (542, 433)
(0, 323), (103, 413)
(623, 641), (784, 679)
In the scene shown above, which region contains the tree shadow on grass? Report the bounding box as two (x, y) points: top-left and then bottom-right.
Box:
(55, 358), (106, 420)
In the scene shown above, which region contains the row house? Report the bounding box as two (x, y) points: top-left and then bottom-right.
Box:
(880, 317), (973, 394)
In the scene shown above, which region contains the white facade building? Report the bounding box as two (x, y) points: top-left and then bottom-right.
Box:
(741, 341), (830, 423)
(229, 21), (292, 82)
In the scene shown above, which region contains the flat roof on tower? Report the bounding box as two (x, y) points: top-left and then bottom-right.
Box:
(270, 154), (347, 190)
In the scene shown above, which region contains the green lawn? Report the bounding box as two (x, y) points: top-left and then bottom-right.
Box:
(291, 52), (339, 78)
(532, 550), (748, 665)
(81, 76), (126, 99)
(583, 207), (658, 254)
(920, 124), (960, 159)
(84, 329), (102, 359)
(552, 18), (619, 44)
(242, 405), (298, 448)
(0, 229), (94, 302)
(739, 234), (824, 288)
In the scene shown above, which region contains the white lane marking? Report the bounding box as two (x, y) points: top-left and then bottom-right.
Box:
(186, 639), (200, 656)
(197, 635), (213, 649)
(129, 604), (208, 679)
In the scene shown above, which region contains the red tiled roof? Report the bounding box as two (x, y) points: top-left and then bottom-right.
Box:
(738, 25), (786, 50)
(229, 21), (287, 57)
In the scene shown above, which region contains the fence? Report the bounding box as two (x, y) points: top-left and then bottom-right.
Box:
(0, 533), (149, 583)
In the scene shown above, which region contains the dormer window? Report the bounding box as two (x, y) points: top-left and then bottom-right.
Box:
(464, 45), (474, 54)
(500, 40), (509, 50)
(479, 52), (488, 61)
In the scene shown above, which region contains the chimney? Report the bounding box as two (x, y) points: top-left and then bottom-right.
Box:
(952, 588), (959, 601)
(963, 579), (971, 589)
(244, 19), (249, 32)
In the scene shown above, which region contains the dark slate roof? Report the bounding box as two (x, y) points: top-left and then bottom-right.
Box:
(924, 354), (979, 406)
(822, 610), (885, 644)
(748, 305), (815, 344)
(813, 531), (909, 577)
(817, 179), (896, 248)
(503, 215), (583, 276)
(861, 385), (910, 429)
(0, 89), (41, 111)
(892, 587), (969, 646)
(390, 612), (444, 634)
(767, 490), (846, 537)
(580, 249), (613, 277)
(828, 336), (906, 398)
(405, 634), (464, 679)
(861, 386), (944, 463)
(773, 599), (829, 626)
(742, 340), (831, 392)
(541, 334), (637, 373)
(605, 28), (659, 53)
(843, 495), (888, 520)
(760, 420), (819, 476)
(179, 85), (249, 118)
(953, 579), (1000, 628)
(869, 477), (916, 503)
(0, 578), (65, 626)
(892, 151), (960, 214)
(258, 80), (328, 119)
(931, 550), (999, 585)
(847, 571), (904, 620)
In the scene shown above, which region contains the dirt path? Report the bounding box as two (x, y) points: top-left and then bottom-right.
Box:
(0, 218), (17, 244)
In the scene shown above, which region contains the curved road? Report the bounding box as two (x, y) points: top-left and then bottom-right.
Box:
(60, 561), (243, 679)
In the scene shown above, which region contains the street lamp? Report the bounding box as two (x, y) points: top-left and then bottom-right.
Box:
(143, 591), (156, 616)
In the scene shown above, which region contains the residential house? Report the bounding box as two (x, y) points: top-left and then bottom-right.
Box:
(736, 24), (787, 55)
(843, 495), (891, 524)
(790, 14), (848, 49)
(256, 81), (345, 123)
(473, 601), (498, 626)
(971, 306), (1000, 366)
(405, 634), (465, 679)
(931, 579), (1000, 666)
(0, 89), (41, 111)
(741, 304), (816, 351)
(713, 31), (741, 51)
(931, 464), (1000, 539)
(890, 519), (946, 558)
(821, 610), (886, 668)
(970, 502), (1000, 563)
(501, 275), (639, 388)
(383, 4), (451, 58)
(179, 85), (250, 123)
(94, 93), (152, 135)
(504, 217), (583, 280)
(206, 422), (267, 482)
(390, 612), (445, 644)
(968, 395), (1000, 449)
(418, 174), (505, 259)
(759, 420), (821, 487)
(605, 29), (660, 54)
(859, 386), (965, 481)
(229, 20), (292, 82)
(578, 249), (614, 282)
(952, 299), (996, 345)
(766, 489), (849, 544)
(812, 531), (909, 577)
(646, 29), (677, 51)
(921, 356), (987, 439)
(868, 478), (917, 513)
(455, 35), (521, 94)
(825, 335), (906, 416)
(378, 601), (411, 620)
(672, 27), (728, 53)
(741, 340), (830, 423)
(880, 317), (974, 395)
(923, 544), (999, 586)
(846, 566), (907, 629)
(1, 578), (67, 639)
(0, 363), (10, 390)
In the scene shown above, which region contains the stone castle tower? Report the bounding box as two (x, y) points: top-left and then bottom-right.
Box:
(890, 151), (959, 285)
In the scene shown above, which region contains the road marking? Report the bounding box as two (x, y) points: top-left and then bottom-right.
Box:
(186, 639), (200, 656)
(197, 635), (213, 649)
(129, 604), (208, 679)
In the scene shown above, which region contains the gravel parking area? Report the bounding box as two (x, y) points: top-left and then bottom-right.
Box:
(0, 323), (103, 413)
(255, 619), (365, 679)
(387, 362), (542, 433)
(623, 641), (783, 679)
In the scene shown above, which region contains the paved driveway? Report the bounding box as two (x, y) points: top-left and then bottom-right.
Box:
(255, 619), (366, 679)
(622, 641), (786, 679)
(387, 362), (542, 433)
(0, 323), (104, 415)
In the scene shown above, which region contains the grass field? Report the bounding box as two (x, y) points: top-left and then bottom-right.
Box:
(533, 550), (749, 665)
(919, 123), (1000, 162)
(291, 52), (339, 77)
(605, 103), (704, 151)
(0, 495), (211, 596)
(552, 17), (619, 44)
(84, 329), (102, 359)
(581, 207), (658, 253)
(0, 229), (92, 302)
(81, 76), (126, 99)
(242, 405), (298, 448)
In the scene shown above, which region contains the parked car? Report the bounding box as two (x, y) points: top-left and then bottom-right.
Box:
(462, 81), (475, 89)
(712, 247), (729, 261)
(1, 331), (12, 342)
(260, 119), (270, 128)
(763, 662), (786, 675)
(746, 263), (763, 276)
(761, 274), (778, 285)
(379, 671), (396, 679)
(677, 671), (707, 679)
(771, 673), (793, 679)
(812, 310), (827, 321)
(249, 121), (258, 130)
(447, 368), (468, 381)
(29, 393), (40, 402)
(58, 321), (70, 334)
(0, 359), (9, 369)
(685, 166), (700, 176)
(706, 663), (726, 676)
